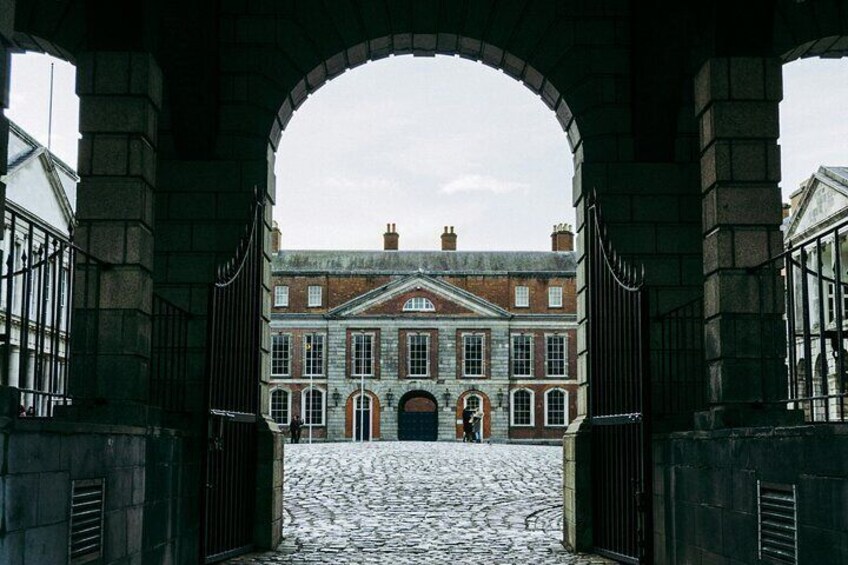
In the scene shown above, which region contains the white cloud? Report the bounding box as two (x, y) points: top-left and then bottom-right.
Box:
(440, 174), (529, 195)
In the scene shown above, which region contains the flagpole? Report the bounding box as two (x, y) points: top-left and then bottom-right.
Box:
(47, 63), (54, 152)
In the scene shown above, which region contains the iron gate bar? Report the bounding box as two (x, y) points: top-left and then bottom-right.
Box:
(201, 192), (264, 563)
(586, 195), (652, 564)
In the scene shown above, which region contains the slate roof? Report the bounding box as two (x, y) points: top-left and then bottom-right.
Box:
(273, 250), (576, 276)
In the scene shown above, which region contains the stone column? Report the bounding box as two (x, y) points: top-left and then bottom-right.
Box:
(695, 57), (797, 428)
(69, 52), (162, 424)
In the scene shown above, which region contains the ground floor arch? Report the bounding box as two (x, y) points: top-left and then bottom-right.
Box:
(397, 390), (439, 441)
(345, 390), (382, 441)
(455, 390), (491, 440)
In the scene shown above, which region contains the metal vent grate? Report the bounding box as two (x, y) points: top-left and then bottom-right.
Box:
(758, 481), (798, 564)
(69, 478), (105, 564)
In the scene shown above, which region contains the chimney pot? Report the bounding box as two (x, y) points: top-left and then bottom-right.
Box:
(383, 223), (399, 251)
(551, 222), (574, 252)
(441, 225), (457, 251)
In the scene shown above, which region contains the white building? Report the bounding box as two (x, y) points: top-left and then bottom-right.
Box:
(784, 166), (848, 421)
(1, 121), (77, 416)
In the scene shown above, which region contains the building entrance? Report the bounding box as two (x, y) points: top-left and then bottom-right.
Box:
(397, 391), (438, 441)
(354, 394), (372, 441)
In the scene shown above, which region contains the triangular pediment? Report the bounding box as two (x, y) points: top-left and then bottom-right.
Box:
(328, 274), (511, 319)
(787, 168), (848, 241)
(3, 123), (76, 235)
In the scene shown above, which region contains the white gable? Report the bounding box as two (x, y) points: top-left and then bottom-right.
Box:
(329, 274), (511, 319)
(786, 169), (848, 242)
(5, 154), (73, 235)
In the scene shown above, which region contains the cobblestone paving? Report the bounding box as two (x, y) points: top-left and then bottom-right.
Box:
(227, 442), (612, 565)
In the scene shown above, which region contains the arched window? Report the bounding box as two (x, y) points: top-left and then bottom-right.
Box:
(544, 388), (568, 427)
(355, 394), (371, 411)
(270, 389), (290, 427)
(464, 394), (481, 412)
(403, 297), (435, 312)
(510, 389), (534, 426)
(302, 387), (325, 426)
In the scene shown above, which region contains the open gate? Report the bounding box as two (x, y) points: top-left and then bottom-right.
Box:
(201, 196), (264, 562)
(586, 198), (652, 563)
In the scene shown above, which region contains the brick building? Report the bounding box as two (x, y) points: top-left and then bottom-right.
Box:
(268, 224), (577, 442)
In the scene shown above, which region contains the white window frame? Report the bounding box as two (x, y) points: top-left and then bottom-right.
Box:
(274, 285), (289, 307)
(353, 392), (373, 441)
(548, 286), (563, 308)
(545, 333), (568, 378)
(510, 388), (535, 427)
(407, 332), (431, 377)
(826, 282), (848, 326)
(514, 285), (530, 308)
(307, 285), (323, 307)
(511, 333), (533, 378)
(351, 332), (376, 377)
(403, 297), (435, 312)
(304, 333), (326, 376)
(269, 388), (292, 427)
(270, 333), (291, 377)
(544, 388), (569, 427)
(301, 386), (326, 426)
(462, 333), (485, 377)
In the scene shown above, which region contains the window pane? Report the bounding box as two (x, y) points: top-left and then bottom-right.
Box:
(270, 390), (289, 425)
(547, 390), (566, 426)
(512, 334), (532, 377)
(515, 286), (529, 307)
(271, 334), (290, 376)
(305, 334), (325, 375)
(408, 334), (429, 376)
(305, 389), (323, 425)
(513, 390), (531, 425)
(466, 395), (480, 411)
(463, 334), (484, 376)
(546, 335), (566, 376)
(353, 333), (374, 376)
(548, 286), (563, 308)
(308, 286), (322, 307)
(403, 297), (435, 312)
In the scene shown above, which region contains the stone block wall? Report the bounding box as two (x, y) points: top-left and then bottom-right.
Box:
(0, 408), (194, 564)
(653, 425), (848, 564)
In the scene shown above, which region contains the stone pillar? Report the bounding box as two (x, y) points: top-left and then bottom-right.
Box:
(695, 57), (797, 429)
(69, 52), (162, 424)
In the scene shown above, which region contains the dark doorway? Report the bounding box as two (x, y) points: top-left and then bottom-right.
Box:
(397, 391), (438, 441)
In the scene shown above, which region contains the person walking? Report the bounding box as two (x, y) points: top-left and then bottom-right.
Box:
(289, 414), (303, 444)
(472, 408), (483, 444)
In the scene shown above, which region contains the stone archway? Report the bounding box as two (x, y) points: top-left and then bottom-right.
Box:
(397, 390), (439, 441)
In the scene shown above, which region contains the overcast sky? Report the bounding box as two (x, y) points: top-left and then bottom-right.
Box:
(7, 52), (848, 250)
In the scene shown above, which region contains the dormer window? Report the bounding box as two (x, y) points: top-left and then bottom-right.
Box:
(403, 297), (435, 312)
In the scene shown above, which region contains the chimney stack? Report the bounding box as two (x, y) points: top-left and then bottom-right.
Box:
(551, 223), (574, 252)
(271, 221), (281, 253)
(441, 226), (457, 251)
(383, 223), (399, 250)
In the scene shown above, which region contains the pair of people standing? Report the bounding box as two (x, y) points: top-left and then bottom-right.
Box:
(462, 407), (484, 443)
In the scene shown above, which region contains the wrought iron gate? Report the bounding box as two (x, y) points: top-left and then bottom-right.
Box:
(586, 199), (652, 563)
(201, 197), (264, 562)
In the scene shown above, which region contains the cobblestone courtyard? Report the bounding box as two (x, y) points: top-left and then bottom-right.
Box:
(228, 442), (610, 564)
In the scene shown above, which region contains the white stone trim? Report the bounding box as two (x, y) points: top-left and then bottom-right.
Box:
(510, 388), (534, 427)
(269, 386), (292, 427)
(543, 388), (569, 427)
(352, 391), (374, 441)
(301, 385), (326, 426)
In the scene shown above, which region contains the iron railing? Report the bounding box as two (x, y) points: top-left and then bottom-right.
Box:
(654, 297), (707, 426)
(755, 217), (848, 423)
(0, 207), (105, 417)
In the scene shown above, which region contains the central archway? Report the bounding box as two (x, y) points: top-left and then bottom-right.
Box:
(397, 390), (439, 441)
